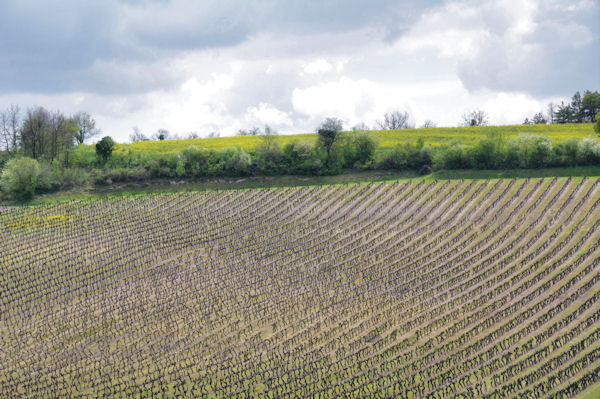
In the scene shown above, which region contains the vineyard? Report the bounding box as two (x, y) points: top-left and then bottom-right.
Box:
(1, 177), (600, 398)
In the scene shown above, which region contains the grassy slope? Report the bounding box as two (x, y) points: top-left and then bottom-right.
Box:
(80, 123), (597, 156)
(11, 165), (600, 206)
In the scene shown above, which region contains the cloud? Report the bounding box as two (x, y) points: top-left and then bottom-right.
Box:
(394, 0), (599, 96)
(0, 0), (596, 142)
(302, 59), (333, 75)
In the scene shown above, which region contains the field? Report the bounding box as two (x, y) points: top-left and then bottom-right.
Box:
(2, 177), (600, 397)
(95, 123), (596, 156)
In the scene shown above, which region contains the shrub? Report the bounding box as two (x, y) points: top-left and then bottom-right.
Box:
(343, 130), (379, 168)
(470, 133), (505, 169)
(554, 138), (579, 166)
(595, 112), (600, 135)
(96, 136), (116, 161)
(283, 141), (320, 174)
(577, 137), (600, 165)
(512, 134), (553, 168)
(435, 141), (470, 169)
(0, 157), (41, 201)
(378, 145), (409, 170)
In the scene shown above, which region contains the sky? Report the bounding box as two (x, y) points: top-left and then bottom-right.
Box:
(0, 0), (598, 142)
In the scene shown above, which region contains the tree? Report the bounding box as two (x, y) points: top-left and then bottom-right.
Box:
(0, 105), (21, 154)
(376, 111), (413, 129)
(582, 91), (600, 122)
(72, 112), (100, 144)
(532, 112), (547, 124)
(554, 102), (575, 124)
(461, 109), (488, 126)
(547, 102), (556, 124)
(595, 112), (600, 135)
(0, 157), (41, 201)
(421, 120), (436, 128)
(153, 129), (170, 141)
(345, 130), (378, 167)
(96, 136), (116, 161)
(130, 126), (149, 142)
(317, 117), (343, 168)
(570, 91), (583, 123)
(20, 107), (76, 161)
(49, 110), (77, 161)
(20, 107), (50, 160)
(236, 127), (260, 136)
(523, 117), (531, 125)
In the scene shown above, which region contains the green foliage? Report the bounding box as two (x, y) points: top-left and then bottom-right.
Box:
(576, 137), (600, 164)
(595, 113), (600, 135)
(342, 130), (379, 168)
(0, 157), (41, 201)
(317, 117), (343, 170)
(434, 140), (470, 169)
(95, 136), (116, 161)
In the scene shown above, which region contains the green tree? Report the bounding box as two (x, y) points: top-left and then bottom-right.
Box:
(343, 129), (379, 168)
(317, 117), (343, 169)
(554, 102), (575, 124)
(570, 91), (583, 122)
(95, 136), (116, 161)
(582, 91), (600, 122)
(0, 157), (41, 201)
(595, 112), (600, 135)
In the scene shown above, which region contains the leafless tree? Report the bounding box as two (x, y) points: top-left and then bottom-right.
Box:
(376, 111), (413, 129)
(352, 122), (370, 131)
(130, 126), (149, 142)
(73, 112), (100, 144)
(547, 102), (556, 124)
(0, 105), (21, 154)
(153, 128), (170, 141)
(421, 120), (436, 128)
(49, 110), (77, 161)
(237, 127), (261, 136)
(460, 109), (489, 126)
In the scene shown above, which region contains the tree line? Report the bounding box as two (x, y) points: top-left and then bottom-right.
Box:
(0, 105), (100, 161)
(1, 88), (600, 201)
(524, 90), (600, 125)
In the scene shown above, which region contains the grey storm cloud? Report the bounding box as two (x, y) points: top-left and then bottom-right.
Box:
(0, 0), (597, 107)
(0, 0), (438, 95)
(456, 0), (600, 97)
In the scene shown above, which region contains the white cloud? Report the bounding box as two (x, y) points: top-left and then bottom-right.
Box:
(302, 59), (333, 74)
(243, 102), (293, 128)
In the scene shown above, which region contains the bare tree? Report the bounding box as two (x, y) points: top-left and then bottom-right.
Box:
(376, 111), (413, 129)
(461, 109), (489, 126)
(130, 126), (149, 142)
(20, 107), (51, 160)
(0, 105), (21, 154)
(153, 128), (170, 141)
(73, 112), (100, 144)
(547, 102), (556, 124)
(49, 110), (77, 161)
(237, 127), (261, 136)
(421, 120), (436, 128)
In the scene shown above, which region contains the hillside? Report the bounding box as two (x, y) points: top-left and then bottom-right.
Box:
(86, 123), (596, 155)
(1, 178), (600, 397)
